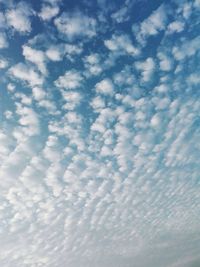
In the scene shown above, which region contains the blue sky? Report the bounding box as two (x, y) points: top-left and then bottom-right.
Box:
(0, 0), (200, 266)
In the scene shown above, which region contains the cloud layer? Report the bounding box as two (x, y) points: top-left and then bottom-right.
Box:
(0, 0), (200, 266)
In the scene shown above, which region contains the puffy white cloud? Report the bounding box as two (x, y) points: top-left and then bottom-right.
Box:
(113, 66), (135, 86)
(62, 91), (82, 110)
(54, 11), (96, 40)
(55, 70), (83, 89)
(172, 36), (200, 61)
(167, 21), (185, 34)
(16, 104), (40, 136)
(84, 53), (103, 76)
(22, 45), (47, 75)
(32, 87), (46, 101)
(1, 1), (200, 266)
(6, 2), (33, 34)
(133, 4), (168, 44)
(9, 63), (44, 87)
(111, 6), (129, 23)
(135, 57), (155, 83)
(187, 73), (200, 85)
(91, 96), (105, 112)
(4, 110), (13, 119)
(150, 113), (162, 128)
(64, 43), (83, 59)
(157, 52), (173, 72)
(39, 4), (59, 21)
(104, 34), (139, 56)
(95, 79), (114, 96)
(46, 46), (62, 61)
(0, 57), (8, 68)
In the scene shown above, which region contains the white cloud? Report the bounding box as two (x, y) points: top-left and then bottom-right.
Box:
(15, 92), (32, 105)
(135, 57), (155, 83)
(9, 63), (44, 87)
(150, 113), (162, 128)
(113, 66), (135, 86)
(46, 46), (62, 61)
(167, 21), (185, 34)
(16, 104), (40, 136)
(187, 73), (200, 85)
(22, 45), (47, 75)
(0, 58), (8, 69)
(44, 43), (83, 62)
(7, 83), (15, 92)
(4, 110), (13, 119)
(111, 6), (129, 23)
(64, 43), (83, 57)
(6, 2), (33, 34)
(85, 54), (100, 65)
(91, 96), (105, 112)
(39, 4), (59, 21)
(54, 11), (96, 41)
(38, 99), (57, 113)
(84, 53), (103, 76)
(55, 70), (83, 89)
(0, 12), (6, 28)
(1, 0), (200, 266)
(0, 32), (8, 49)
(62, 91), (82, 110)
(172, 36), (200, 60)
(157, 52), (173, 72)
(95, 79), (114, 96)
(133, 4), (168, 44)
(104, 34), (139, 56)
(32, 87), (46, 101)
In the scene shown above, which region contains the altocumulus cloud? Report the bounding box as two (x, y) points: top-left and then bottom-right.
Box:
(0, 0), (200, 267)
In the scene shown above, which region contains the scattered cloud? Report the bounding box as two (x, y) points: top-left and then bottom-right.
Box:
(39, 4), (60, 21)
(0, 32), (8, 49)
(9, 63), (44, 87)
(54, 11), (97, 41)
(55, 70), (83, 89)
(5, 2), (34, 34)
(1, 0), (200, 267)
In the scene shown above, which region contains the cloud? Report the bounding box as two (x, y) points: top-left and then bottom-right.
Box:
(0, 57), (8, 69)
(55, 70), (83, 89)
(5, 2), (33, 34)
(1, 0), (200, 266)
(32, 87), (46, 101)
(16, 103), (40, 136)
(22, 45), (47, 75)
(0, 12), (6, 28)
(0, 32), (8, 49)
(54, 11), (96, 41)
(104, 34), (139, 56)
(133, 4), (168, 44)
(46, 46), (62, 61)
(9, 63), (44, 87)
(95, 78), (114, 96)
(157, 52), (173, 72)
(111, 6), (129, 23)
(135, 57), (155, 83)
(84, 53), (103, 76)
(61, 91), (82, 110)
(172, 36), (200, 61)
(39, 4), (60, 21)
(167, 20), (185, 34)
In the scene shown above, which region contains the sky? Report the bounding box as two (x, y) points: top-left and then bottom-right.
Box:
(0, 0), (200, 266)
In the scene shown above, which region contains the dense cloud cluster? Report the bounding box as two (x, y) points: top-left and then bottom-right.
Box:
(0, 0), (200, 266)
